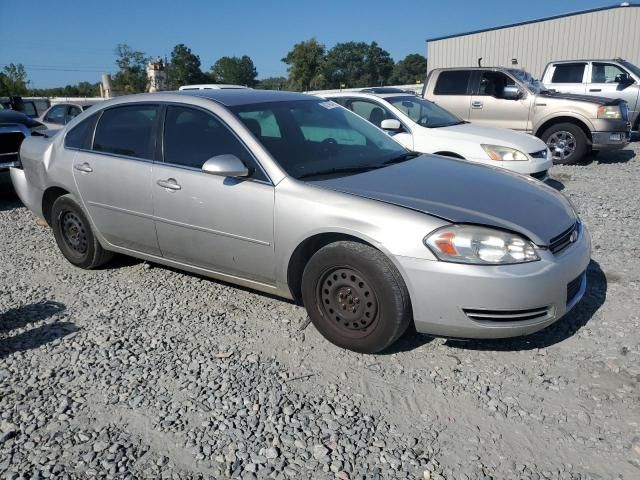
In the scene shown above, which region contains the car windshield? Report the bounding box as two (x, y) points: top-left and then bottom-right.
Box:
(385, 96), (463, 128)
(230, 99), (411, 179)
(507, 69), (544, 93)
(618, 59), (640, 78)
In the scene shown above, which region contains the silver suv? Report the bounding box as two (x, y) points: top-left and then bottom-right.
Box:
(423, 67), (631, 164)
(541, 58), (640, 132)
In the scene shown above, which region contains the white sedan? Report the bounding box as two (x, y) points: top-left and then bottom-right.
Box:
(39, 102), (96, 130)
(325, 91), (553, 179)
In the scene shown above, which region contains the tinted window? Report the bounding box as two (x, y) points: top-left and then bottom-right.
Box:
(592, 63), (627, 83)
(231, 100), (407, 179)
(65, 113), (99, 150)
(163, 106), (265, 180)
(349, 100), (394, 128)
(386, 96), (462, 128)
(67, 106), (82, 121)
(93, 105), (158, 159)
(434, 71), (471, 95)
(478, 71), (516, 98)
(45, 105), (66, 124)
(551, 64), (586, 83)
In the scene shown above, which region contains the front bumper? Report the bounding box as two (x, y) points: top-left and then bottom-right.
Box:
(591, 130), (631, 150)
(397, 223), (591, 339)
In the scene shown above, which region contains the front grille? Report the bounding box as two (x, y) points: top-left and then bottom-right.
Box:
(0, 131), (25, 162)
(463, 307), (549, 322)
(549, 222), (579, 255)
(566, 273), (584, 305)
(530, 169), (548, 180)
(529, 149), (548, 159)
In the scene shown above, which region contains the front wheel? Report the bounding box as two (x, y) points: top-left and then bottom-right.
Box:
(301, 241), (412, 353)
(540, 123), (588, 165)
(51, 194), (112, 269)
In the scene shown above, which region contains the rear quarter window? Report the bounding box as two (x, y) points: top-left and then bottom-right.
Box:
(64, 113), (99, 150)
(433, 71), (471, 95)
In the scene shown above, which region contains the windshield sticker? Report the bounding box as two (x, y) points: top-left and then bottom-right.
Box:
(319, 101), (339, 109)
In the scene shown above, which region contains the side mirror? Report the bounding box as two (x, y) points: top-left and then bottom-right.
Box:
(502, 85), (522, 100)
(201, 154), (249, 178)
(616, 73), (635, 85)
(380, 119), (402, 132)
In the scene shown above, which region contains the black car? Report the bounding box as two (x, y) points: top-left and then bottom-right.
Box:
(0, 109), (46, 188)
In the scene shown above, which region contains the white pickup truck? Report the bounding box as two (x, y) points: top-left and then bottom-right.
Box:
(541, 58), (640, 133)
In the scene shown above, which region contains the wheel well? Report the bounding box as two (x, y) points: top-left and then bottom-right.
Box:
(287, 233), (374, 304)
(41, 187), (70, 225)
(535, 117), (592, 143)
(433, 151), (464, 159)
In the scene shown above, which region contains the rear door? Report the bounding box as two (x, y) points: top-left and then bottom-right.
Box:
(428, 70), (472, 120)
(71, 104), (161, 255)
(544, 62), (587, 95)
(468, 70), (531, 131)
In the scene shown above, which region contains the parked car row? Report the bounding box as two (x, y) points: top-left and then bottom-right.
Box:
(10, 89), (591, 353)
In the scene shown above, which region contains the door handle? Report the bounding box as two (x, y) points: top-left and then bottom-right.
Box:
(589, 88), (602, 92)
(74, 162), (93, 173)
(156, 178), (181, 191)
(471, 101), (483, 109)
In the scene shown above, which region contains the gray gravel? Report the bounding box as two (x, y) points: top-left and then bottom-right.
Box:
(1, 144), (639, 479)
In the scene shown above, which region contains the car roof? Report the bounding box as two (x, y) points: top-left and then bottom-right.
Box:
(176, 89), (315, 106)
(323, 91), (413, 100)
(50, 101), (95, 107)
(178, 84), (249, 90)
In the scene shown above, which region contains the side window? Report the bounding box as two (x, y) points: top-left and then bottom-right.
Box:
(163, 105), (267, 181)
(433, 71), (471, 95)
(237, 110), (281, 139)
(93, 104), (159, 160)
(551, 64), (586, 83)
(591, 63), (628, 84)
(65, 113), (99, 150)
(478, 71), (516, 98)
(66, 106), (82, 123)
(45, 105), (66, 124)
(349, 99), (395, 128)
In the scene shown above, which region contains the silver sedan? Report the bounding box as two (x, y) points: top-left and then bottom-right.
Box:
(11, 90), (591, 353)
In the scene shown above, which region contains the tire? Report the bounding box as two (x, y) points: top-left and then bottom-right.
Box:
(301, 241), (411, 353)
(51, 194), (112, 269)
(540, 123), (588, 165)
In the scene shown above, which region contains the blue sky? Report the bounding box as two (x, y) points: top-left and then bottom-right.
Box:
(0, 0), (615, 88)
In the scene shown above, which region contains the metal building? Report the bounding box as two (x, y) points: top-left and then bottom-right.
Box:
(426, 3), (640, 78)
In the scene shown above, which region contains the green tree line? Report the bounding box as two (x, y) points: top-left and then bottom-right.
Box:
(0, 39), (426, 96)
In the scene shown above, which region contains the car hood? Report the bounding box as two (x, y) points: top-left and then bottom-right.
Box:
(308, 155), (576, 246)
(538, 90), (622, 106)
(431, 123), (546, 153)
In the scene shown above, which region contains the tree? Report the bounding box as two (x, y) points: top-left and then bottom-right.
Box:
(166, 44), (206, 89)
(390, 54), (428, 85)
(256, 76), (288, 90)
(112, 44), (148, 93)
(210, 55), (258, 87)
(362, 42), (394, 87)
(282, 38), (326, 91)
(0, 63), (29, 96)
(29, 82), (101, 97)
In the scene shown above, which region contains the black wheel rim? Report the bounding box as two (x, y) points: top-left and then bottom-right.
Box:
(316, 266), (379, 339)
(60, 211), (88, 254)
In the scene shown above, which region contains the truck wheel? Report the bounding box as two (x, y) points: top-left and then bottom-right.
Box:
(540, 123), (588, 165)
(51, 194), (112, 269)
(301, 241), (412, 354)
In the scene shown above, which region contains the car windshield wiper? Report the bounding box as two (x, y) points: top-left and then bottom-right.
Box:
(383, 152), (421, 165)
(297, 165), (384, 180)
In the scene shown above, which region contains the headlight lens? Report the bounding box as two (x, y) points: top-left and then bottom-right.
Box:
(424, 225), (540, 265)
(481, 144), (529, 161)
(597, 105), (622, 119)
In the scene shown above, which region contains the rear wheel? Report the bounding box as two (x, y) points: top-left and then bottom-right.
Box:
(301, 241), (411, 353)
(540, 123), (588, 165)
(51, 194), (112, 269)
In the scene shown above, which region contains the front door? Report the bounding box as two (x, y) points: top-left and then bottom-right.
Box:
(152, 105), (275, 284)
(469, 71), (532, 131)
(72, 103), (161, 255)
(588, 62), (639, 122)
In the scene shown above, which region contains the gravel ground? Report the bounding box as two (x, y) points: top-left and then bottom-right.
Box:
(1, 144), (639, 480)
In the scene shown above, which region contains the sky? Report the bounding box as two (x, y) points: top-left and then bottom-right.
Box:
(0, 0), (618, 88)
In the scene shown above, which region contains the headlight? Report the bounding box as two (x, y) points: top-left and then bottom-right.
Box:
(597, 105), (622, 119)
(424, 225), (540, 265)
(481, 144), (528, 161)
